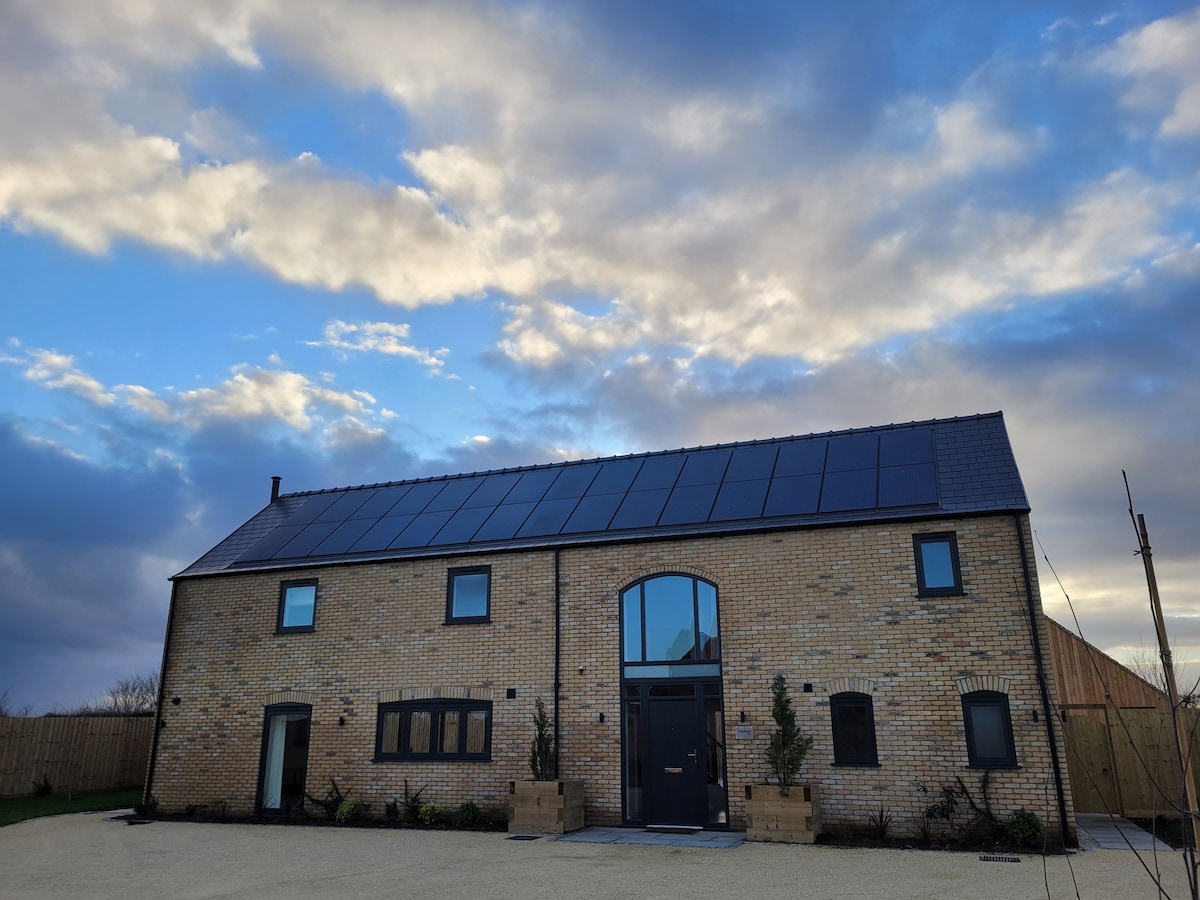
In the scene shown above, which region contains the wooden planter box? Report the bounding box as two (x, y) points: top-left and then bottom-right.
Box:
(508, 780), (585, 834)
(744, 783), (821, 843)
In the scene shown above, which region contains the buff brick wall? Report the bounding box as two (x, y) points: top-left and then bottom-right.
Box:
(152, 513), (1073, 840)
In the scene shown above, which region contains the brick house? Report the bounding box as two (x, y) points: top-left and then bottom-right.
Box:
(145, 411), (1074, 841)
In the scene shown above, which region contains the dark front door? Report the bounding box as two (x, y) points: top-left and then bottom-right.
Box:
(644, 693), (707, 826)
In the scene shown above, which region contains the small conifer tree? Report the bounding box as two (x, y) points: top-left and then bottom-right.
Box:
(529, 697), (557, 781)
(766, 674), (812, 796)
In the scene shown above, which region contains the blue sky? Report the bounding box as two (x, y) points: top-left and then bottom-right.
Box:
(1, 1), (1198, 712)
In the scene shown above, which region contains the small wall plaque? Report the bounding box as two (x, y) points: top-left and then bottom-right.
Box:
(735, 725), (753, 740)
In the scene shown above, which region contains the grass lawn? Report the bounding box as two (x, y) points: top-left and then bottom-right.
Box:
(0, 789), (142, 827)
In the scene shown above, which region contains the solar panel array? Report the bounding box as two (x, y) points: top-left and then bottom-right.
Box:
(233, 426), (940, 567)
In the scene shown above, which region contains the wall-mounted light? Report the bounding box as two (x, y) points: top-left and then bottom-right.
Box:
(578, 664), (585, 674)
(171, 697), (181, 705)
(1032, 710), (1039, 722)
(338, 716), (346, 727)
(599, 713), (605, 723)
(739, 711), (746, 724)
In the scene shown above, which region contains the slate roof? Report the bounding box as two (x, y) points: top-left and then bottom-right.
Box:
(175, 411), (1028, 579)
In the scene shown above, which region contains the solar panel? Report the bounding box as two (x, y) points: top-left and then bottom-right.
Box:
(610, 489), (670, 529)
(774, 440), (827, 477)
(503, 469), (559, 504)
(879, 462), (938, 507)
(826, 434), (879, 472)
(472, 502), (537, 542)
(631, 456), (684, 491)
(725, 445), (778, 482)
(427, 506), (492, 545)
(424, 477), (484, 512)
(675, 450), (731, 487)
(314, 490), (374, 523)
(280, 493), (341, 527)
(516, 498), (579, 538)
(273, 521), (340, 558)
(544, 464), (602, 500)
(709, 479), (770, 521)
(763, 474), (821, 517)
(350, 515), (416, 552)
(880, 427), (935, 467)
(237, 524), (308, 562)
(560, 494), (622, 533)
(312, 518), (377, 556)
(389, 511), (455, 549)
(586, 459), (643, 495)
(659, 483), (720, 525)
(463, 473), (521, 508)
(389, 481), (447, 516)
(350, 485), (412, 519)
(818, 469), (878, 512)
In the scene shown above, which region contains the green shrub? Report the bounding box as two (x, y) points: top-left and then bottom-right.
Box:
(1004, 808), (1044, 850)
(418, 803), (444, 826)
(450, 801), (481, 829)
(384, 798), (401, 822)
(766, 674), (812, 796)
(334, 797), (369, 824)
(31, 774), (53, 797)
(403, 779), (428, 822)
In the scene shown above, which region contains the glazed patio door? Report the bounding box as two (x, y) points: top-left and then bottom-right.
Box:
(259, 704), (310, 814)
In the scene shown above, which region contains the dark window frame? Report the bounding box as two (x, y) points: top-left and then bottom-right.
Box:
(913, 532), (963, 597)
(375, 699), (493, 762)
(620, 572), (721, 667)
(829, 691), (879, 766)
(961, 690), (1018, 768)
(276, 579), (318, 633)
(446, 566), (492, 624)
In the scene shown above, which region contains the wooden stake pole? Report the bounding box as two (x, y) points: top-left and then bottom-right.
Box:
(1137, 513), (1200, 862)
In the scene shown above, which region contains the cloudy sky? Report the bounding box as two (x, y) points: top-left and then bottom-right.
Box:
(1, 1), (1197, 713)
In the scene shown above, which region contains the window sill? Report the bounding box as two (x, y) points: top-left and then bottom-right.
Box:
(276, 626), (315, 634)
(966, 763), (1019, 770)
(831, 762), (881, 768)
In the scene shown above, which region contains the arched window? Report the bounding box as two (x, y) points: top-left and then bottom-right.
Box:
(621, 575), (719, 677)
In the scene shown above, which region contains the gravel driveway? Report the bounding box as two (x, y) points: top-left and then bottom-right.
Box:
(1, 812), (1190, 900)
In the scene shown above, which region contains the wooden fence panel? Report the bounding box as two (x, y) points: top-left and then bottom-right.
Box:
(0, 716), (153, 797)
(1063, 707), (1200, 819)
(1063, 713), (1120, 814)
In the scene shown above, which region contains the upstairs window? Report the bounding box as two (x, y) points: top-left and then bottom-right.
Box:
(962, 691), (1017, 768)
(446, 566), (491, 623)
(830, 692), (879, 766)
(914, 533), (963, 596)
(277, 580), (317, 633)
(376, 700), (492, 761)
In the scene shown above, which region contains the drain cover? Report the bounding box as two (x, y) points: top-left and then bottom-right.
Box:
(507, 834), (541, 841)
(979, 855), (1021, 863)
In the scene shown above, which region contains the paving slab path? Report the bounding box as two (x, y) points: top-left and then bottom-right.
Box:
(1, 810), (1193, 900)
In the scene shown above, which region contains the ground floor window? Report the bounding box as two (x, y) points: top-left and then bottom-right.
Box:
(961, 690), (1017, 767)
(376, 699), (492, 761)
(829, 692), (878, 766)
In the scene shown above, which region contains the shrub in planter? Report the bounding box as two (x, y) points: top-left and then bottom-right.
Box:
(745, 674), (820, 843)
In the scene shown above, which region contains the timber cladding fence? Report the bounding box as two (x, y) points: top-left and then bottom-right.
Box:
(0, 716), (153, 797)
(1063, 706), (1200, 819)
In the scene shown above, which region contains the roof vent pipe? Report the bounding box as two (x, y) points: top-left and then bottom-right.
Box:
(270, 476), (282, 503)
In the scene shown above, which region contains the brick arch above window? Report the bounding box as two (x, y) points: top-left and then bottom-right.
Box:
(378, 686), (494, 705)
(264, 690), (317, 707)
(955, 675), (1011, 696)
(618, 564), (718, 593)
(825, 677), (878, 697)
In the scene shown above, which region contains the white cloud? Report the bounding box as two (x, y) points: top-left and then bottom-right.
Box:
(308, 320), (450, 373)
(21, 349), (115, 406)
(1095, 6), (1200, 136)
(177, 366), (366, 431)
